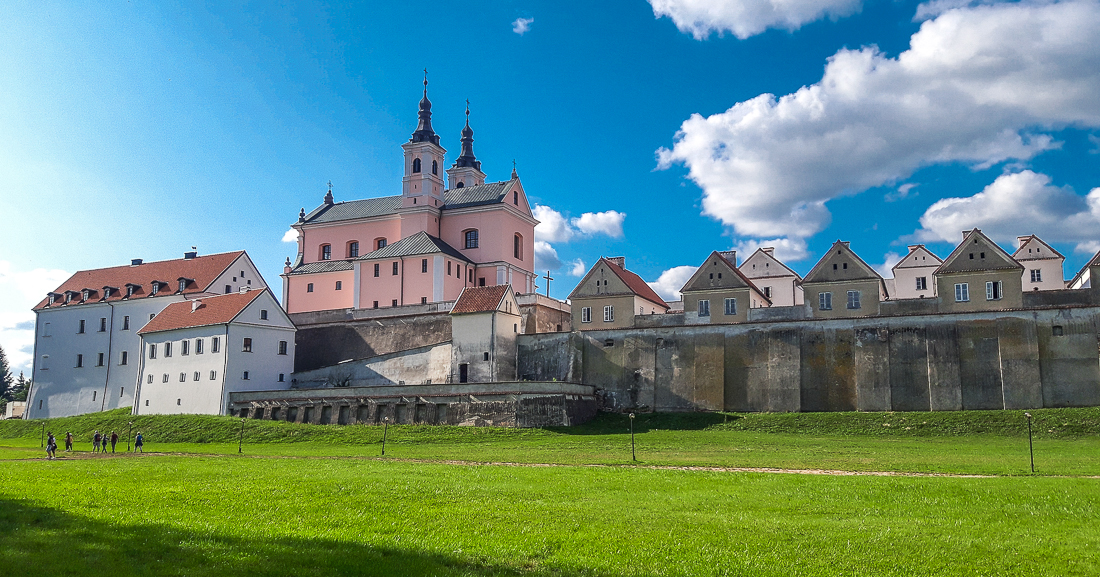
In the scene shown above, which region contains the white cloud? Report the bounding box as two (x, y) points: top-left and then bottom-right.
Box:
(649, 0), (862, 39)
(512, 17), (534, 35)
(731, 237), (812, 262)
(572, 210), (626, 238)
(533, 206), (575, 243)
(914, 170), (1100, 252)
(0, 261), (71, 373)
(281, 228), (299, 243)
(647, 265), (697, 301)
(658, 1), (1100, 248)
(1076, 240), (1100, 255)
(569, 259), (588, 277)
(1090, 134), (1100, 154)
(874, 252), (904, 279)
(534, 241), (562, 272)
(886, 183), (918, 202)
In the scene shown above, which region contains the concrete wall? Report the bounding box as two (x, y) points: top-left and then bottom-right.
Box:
(517, 306), (1100, 413)
(292, 342), (452, 388)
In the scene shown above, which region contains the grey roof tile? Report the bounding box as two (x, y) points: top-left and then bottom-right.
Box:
(443, 180), (514, 209)
(287, 260), (355, 275)
(304, 196), (404, 223)
(358, 231), (471, 262)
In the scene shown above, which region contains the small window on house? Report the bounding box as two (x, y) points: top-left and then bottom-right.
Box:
(279, 373), (285, 382)
(581, 307), (592, 323)
(916, 277), (928, 291)
(122, 315), (130, 330)
(196, 339), (203, 354)
(99, 318), (106, 332)
(603, 305), (614, 322)
(149, 344), (157, 359)
(181, 340), (189, 355)
(422, 259), (428, 273)
(833, 264), (838, 270)
(307, 283), (314, 293)
(78, 319), (85, 333)
(76, 354), (83, 368)
(279, 341), (288, 355)
(147, 374), (153, 384)
(374, 263), (380, 277)
(1052, 325), (1064, 336)
(847, 290), (861, 310)
(391, 299), (398, 307)
(392, 262), (399, 275)
(243, 371), (250, 380)
(373, 301), (379, 309)
(483, 352), (490, 361)
(150, 313), (155, 320)
(194, 372), (200, 381)
(479, 277), (486, 286)
(724, 298), (737, 315)
(165, 342), (172, 357)
(465, 230), (479, 249)
(212, 337), (220, 353)
(162, 374), (169, 383)
(986, 281), (1002, 300)
(421, 297), (427, 304)
(120, 351), (128, 365)
(698, 300), (710, 317)
(179, 372), (186, 382)
(127, 285), (135, 297)
(260, 309), (269, 320)
(210, 370), (217, 380)
(604, 339), (614, 347)
(96, 353), (104, 366)
(335, 281), (342, 290)
(514, 323), (518, 333)
(82, 289), (90, 301)
(177, 398), (181, 406)
(955, 283), (970, 302)
(981, 252), (986, 259)
(819, 292), (833, 311)
(243, 338), (252, 352)
(320, 244), (332, 260)
(225, 285), (232, 294)
(348, 241), (359, 258)
(1031, 269), (1042, 283)
(763, 287), (772, 299)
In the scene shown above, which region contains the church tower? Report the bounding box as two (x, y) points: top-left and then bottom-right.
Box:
(446, 101), (487, 188)
(401, 75), (447, 209)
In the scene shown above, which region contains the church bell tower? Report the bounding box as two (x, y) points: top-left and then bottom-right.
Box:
(402, 73), (447, 208)
(446, 101), (486, 189)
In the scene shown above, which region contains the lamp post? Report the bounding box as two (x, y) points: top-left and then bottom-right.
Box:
(238, 418), (245, 454)
(41, 421), (46, 448)
(381, 416), (390, 456)
(127, 421), (133, 452)
(1025, 412), (1034, 473)
(629, 413), (636, 462)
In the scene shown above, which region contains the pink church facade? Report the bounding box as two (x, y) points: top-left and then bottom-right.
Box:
(282, 82), (538, 314)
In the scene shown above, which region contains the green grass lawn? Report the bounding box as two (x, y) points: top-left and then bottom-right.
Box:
(2, 409), (1099, 575)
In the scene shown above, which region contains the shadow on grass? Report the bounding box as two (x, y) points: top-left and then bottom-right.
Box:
(549, 411), (730, 435)
(0, 498), (629, 577)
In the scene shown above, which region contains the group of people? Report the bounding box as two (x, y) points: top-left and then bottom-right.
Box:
(44, 429), (144, 459)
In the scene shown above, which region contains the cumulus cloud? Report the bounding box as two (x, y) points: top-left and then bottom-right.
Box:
(512, 17), (534, 35)
(533, 206), (575, 243)
(572, 211), (626, 238)
(282, 228), (299, 243)
(732, 237), (812, 263)
(569, 259), (587, 277)
(914, 170), (1100, 252)
(534, 241), (563, 272)
(1076, 240), (1100, 255)
(886, 183), (918, 203)
(647, 265), (697, 301)
(0, 261), (70, 372)
(658, 1), (1100, 249)
(649, 0), (862, 39)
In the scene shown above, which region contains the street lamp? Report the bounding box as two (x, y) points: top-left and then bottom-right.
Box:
(629, 413), (636, 462)
(41, 421), (46, 448)
(238, 418), (245, 454)
(127, 421), (134, 452)
(381, 416), (390, 456)
(1025, 412), (1034, 473)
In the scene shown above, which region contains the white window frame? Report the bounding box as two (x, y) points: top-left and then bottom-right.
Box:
(698, 299), (710, 317)
(955, 283), (969, 302)
(916, 277), (927, 291)
(724, 298), (736, 316)
(1030, 269), (1041, 283)
(819, 292), (832, 311)
(603, 305), (614, 322)
(581, 307), (591, 323)
(986, 280), (1002, 301)
(846, 290), (861, 310)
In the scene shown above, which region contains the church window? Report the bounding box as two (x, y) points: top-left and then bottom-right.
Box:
(456, 182), (464, 188)
(514, 191), (519, 205)
(514, 234), (523, 260)
(447, 261), (452, 275)
(374, 264), (380, 277)
(376, 238), (387, 250)
(422, 259), (428, 273)
(392, 262), (399, 275)
(335, 281), (342, 290)
(306, 283), (314, 293)
(392, 299), (398, 307)
(412, 158), (421, 173)
(431, 160), (438, 175)
(320, 244), (332, 260)
(464, 229), (479, 249)
(348, 241), (359, 258)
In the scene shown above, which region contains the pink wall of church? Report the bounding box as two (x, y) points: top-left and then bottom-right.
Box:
(440, 207), (533, 273)
(286, 270), (354, 313)
(303, 217), (402, 264)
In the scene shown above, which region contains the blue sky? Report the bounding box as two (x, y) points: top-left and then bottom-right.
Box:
(2, 0), (1099, 373)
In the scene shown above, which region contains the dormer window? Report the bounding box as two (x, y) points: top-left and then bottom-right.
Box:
(102, 287), (112, 299)
(151, 282), (161, 296)
(81, 289), (90, 302)
(47, 293), (56, 306)
(125, 284), (136, 298)
(412, 158), (421, 173)
(178, 279), (190, 293)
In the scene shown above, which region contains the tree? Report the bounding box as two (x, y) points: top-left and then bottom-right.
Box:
(11, 372), (29, 402)
(0, 344), (12, 401)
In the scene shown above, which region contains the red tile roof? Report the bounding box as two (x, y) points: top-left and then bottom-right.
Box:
(451, 285), (511, 314)
(604, 259), (670, 309)
(34, 252), (245, 311)
(138, 289), (264, 334)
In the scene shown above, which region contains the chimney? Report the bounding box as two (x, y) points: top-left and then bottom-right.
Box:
(191, 300), (201, 312)
(907, 245), (922, 252)
(606, 257), (625, 268)
(1017, 236), (1031, 249)
(184, 251), (197, 260)
(131, 259), (143, 266)
(761, 247), (775, 255)
(719, 250), (737, 266)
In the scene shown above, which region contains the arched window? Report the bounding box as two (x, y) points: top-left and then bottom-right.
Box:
(513, 234), (523, 260)
(456, 181), (464, 188)
(412, 158), (421, 173)
(431, 160), (438, 175)
(464, 229), (479, 249)
(320, 244), (332, 260)
(347, 241), (359, 258)
(375, 238), (387, 250)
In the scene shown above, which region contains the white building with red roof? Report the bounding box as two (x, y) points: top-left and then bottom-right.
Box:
(135, 288), (295, 416)
(26, 250), (267, 419)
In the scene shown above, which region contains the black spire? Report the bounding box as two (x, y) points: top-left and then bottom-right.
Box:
(410, 69), (440, 145)
(453, 99), (481, 170)
(323, 180), (334, 205)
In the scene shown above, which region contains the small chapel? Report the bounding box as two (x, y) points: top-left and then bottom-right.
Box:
(281, 77), (539, 314)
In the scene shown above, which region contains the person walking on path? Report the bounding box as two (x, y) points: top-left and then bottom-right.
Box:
(65, 432), (73, 452)
(46, 432), (57, 460)
(134, 432), (144, 453)
(110, 431), (119, 453)
(92, 431), (101, 453)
